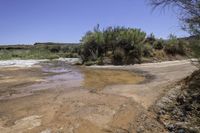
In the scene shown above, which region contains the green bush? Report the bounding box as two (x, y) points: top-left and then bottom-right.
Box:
(189, 39), (200, 66)
(96, 57), (104, 65)
(153, 39), (164, 50)
(81, 26), (146, 65)
(146, 33), (156, 45)
(142, 43), (154, 57)
(61, 46), (70, 53)
(47, 54), (60, 60)
(164, 36), (186, 55)
(84, 61), (96, 66)
(48, 45), (61, 53)
(113, 48), (125, 65)
(164, 41), (186, 55)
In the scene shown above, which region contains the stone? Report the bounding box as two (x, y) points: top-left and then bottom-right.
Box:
(177, 128), (185, 133)
(188, 127), (199, 133)
(167, 124), (175, 132)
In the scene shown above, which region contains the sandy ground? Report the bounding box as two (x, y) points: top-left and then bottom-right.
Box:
(94, 60), (198, 108)
(0, 60), (197, 133)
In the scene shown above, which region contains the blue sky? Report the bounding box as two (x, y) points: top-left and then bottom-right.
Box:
(0, 0), (188, 45)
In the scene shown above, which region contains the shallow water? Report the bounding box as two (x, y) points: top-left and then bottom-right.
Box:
(39, 61), (144, 90)
(0, 63), (145, 132)
(0, 61), (144, 98)
(82, 68), (144, 90)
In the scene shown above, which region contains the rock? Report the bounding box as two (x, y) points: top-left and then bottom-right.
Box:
(197, 107), (200, 111)
(41, 129), (51, 133)
(188, 127), (199, 133)
(183, 104), (193, 111)
(103, 57), (112, 65)
(156, 70), (200, 133)
(136, 126), (145, 133)
(161, 97), (173, 104)
(157, 102), (167, 110)
(60, 58), (82, 65)
(167, 124), (175, 132)
(158, 110), (166, 115)
(177, 94), (186, 105)
(177, 128), (185, 133)
(191, 93), (199, 100)
(176, 110), (184, 117)
(175, 122), (187, 128)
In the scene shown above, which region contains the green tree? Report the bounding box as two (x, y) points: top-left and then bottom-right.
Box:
(150, 0), (200, 66)
(150, 0), (200, 36)
(164, 35), (186, 55)
(80, 25), (105, 62)
(80, 26), (146, 64)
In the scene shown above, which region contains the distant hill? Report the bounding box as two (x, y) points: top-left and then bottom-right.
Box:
(0, 45), (33, 50)
(179, 35), (199, 41)
(0, 42), (80, 50)
(34, 42), (80, 46)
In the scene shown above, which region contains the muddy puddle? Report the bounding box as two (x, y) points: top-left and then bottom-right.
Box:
(82, 68), (144, 90)
(0, 61), (159, 133)
(0, 61), (144, 100)
(34, 61), (144, 91)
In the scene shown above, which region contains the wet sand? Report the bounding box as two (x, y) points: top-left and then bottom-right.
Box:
(0, 60), (197, 133)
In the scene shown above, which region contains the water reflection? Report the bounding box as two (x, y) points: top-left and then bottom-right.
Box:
(81, 68), (144, 90)
(36, 61), (144, 90)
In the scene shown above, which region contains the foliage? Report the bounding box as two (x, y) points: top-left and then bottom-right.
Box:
(146, 33), (156, 45)
(150, 0), (200, 36)
(0, 44), (80, 60)
(142, 43), (154, 57)
(153, 39), (164, 50)
(80, 26), (105, 61)
(164, 36), (186, 55)
(0, 27), (191, 65)
(189, 38), (200, 67)
(149, 0), (200, 65)
(81, 26), (146, 64)
(113, 48), (125, 65)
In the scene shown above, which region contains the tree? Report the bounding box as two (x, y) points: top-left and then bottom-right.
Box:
(150, 0), (200, 66)
(150, 0), (200, 36)
(80, 25), (146, 64)
(146, 33), (156, 45)
(164, 34), (186, 55)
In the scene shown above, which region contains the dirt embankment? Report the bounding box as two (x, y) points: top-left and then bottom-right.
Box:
(155, 69), (200, 133)
(0, 60), (197, 133)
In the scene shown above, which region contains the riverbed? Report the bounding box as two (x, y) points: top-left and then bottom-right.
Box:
(0, 59), (196, 133)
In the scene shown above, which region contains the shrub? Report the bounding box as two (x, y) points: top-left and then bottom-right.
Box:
(47, 54), (60, 60)
(80, 31), (104, 61)
(61, 46), (70, 53)
(153, 39), (164, 50)
(81, 26), (146, 65)
(164, 41), (186, 55)
(142, 43), (154, 57)
(164, 36), (186, 55)
(48, 45), (61, 53)
(96, 57), (104, 65)
(84, 61), (96, 66)
(189, 39), (200, 67)
(113, 48), (125, 65)
(146, 33), (156, 45)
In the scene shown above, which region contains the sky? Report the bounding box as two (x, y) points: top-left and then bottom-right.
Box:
(0, 0), (189, 45)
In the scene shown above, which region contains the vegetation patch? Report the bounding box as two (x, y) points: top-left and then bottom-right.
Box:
(80, 26), (191, 65)
(0, 43), (81, 60)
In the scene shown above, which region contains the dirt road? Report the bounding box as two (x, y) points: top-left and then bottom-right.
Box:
(0, 60), (197, 133)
